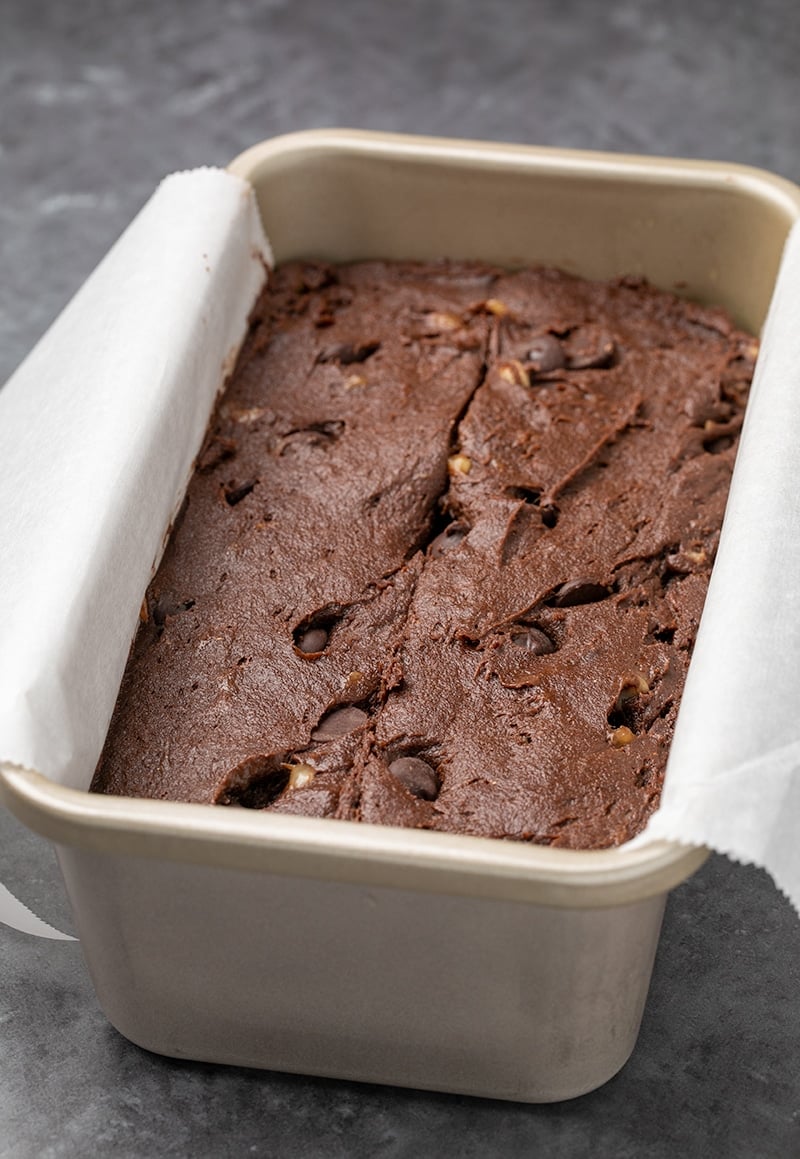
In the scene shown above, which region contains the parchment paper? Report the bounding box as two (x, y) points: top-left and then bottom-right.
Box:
(0, 169), (270, 794)
(2, 174), (799, 939)
(632, 220), (800, 914)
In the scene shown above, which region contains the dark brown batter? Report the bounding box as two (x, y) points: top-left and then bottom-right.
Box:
(91, 260), (757, 847)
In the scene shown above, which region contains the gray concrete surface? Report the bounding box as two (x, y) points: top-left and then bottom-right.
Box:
(2, 1), (799, 1155)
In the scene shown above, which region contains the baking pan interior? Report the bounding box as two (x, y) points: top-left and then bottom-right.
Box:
(231, 129), (800, 333)
(6, 130), (800, 904)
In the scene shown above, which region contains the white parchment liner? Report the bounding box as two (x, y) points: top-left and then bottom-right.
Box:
(0, 169), (270, 935)
(632, 220), (800, 913)
(1, 173), (799, 936)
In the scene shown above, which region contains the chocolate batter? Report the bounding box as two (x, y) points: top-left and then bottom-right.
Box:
(91, 261), (757, 847)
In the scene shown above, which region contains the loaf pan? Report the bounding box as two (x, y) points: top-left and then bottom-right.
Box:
(3, 129), (799, 1102)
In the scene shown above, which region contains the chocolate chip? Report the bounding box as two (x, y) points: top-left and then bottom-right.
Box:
(311, 706), (368, 740)
(527, 334), (565, 373)
(429, 523), (467, 557)
(510, 628), (555, 655)
(297, 627), (328, 654)
(551, 579), (610, 607)
(388, 757), (439, 800)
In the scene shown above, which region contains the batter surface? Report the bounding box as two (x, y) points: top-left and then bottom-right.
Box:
(92, 261), (756, 847)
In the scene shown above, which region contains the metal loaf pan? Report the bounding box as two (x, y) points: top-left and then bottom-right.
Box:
(4, 130), (800, 1103)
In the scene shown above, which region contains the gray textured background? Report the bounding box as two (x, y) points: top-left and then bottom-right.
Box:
(2, 1), (799, 1156)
